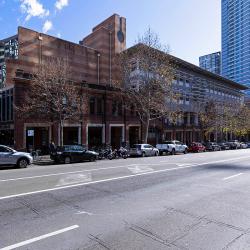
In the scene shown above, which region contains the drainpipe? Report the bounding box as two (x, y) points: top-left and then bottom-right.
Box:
(97, 53), (100, 84)
(109, 31), (112, 85)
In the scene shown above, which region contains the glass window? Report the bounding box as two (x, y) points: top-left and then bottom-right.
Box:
(97, 98), (103, 115)
(89, 97), (95, 115)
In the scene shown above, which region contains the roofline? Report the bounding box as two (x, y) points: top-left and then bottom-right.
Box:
(17, 26), (98, 52)
(128, 44), (247, 91)
(0, 34), (18, 43)
(170, 53), (247, 90)
(199, 51), (221, 58)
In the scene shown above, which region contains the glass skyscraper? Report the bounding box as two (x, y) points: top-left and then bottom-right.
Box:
(222, 0), (250, 94)
(199, 52), (221, 75)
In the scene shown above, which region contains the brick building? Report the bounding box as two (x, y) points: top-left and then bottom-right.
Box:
(0, 14), (247, 152)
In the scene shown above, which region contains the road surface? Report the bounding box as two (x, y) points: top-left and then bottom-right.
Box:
(1, 149), (250, 249)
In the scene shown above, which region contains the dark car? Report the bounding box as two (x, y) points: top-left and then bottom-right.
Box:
(205, 142), (221, 151)
(188, 142), (206, 153)
(218, 142), (230, 150)
(50, 145), (98, 164)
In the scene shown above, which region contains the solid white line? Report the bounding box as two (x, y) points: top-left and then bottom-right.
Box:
(223, 173), (243, 180)
(0, 165), (197, 201)
(0, 225), (79, 250)
(0, 164), (150, 183)
(1, 156), (250, 201)
(1, 155), (249, 183)
(0, 156), (249, 201)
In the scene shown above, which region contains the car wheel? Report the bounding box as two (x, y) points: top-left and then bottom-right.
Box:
(108, 154), (113, 160)
(184, 149), (187, 154)
(155, 151), (159, 156)
(17, 158), (28, 168)
(171, 149), (175, 155)
(142, 152), (146, 157)
(89, 156), (96, 162)
(64, 156), (71, 164)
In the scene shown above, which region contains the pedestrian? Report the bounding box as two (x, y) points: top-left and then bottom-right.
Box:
(49, 140), (56, 154)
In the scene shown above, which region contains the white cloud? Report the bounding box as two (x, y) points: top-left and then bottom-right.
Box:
(42, 20), (53, 33)
(20, 0), (49, 21)
(55, 0), (69, 11)
(57, 33), (61, 38)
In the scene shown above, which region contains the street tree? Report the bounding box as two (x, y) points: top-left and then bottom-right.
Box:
(17, 57), (84, 146)
(114, 28), (176, 143)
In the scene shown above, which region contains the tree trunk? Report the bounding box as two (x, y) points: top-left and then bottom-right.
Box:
(60, 120), (64, 146)
(143, 115), (150, 143)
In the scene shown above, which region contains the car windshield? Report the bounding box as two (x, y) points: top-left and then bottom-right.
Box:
(132, 144), (141, 149)
(164, 141), (173, 144)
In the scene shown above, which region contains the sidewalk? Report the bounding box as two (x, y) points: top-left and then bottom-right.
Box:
(33, 155), (54, 166)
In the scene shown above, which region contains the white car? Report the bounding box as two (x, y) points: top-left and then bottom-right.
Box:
(240, 142), (248, 149)
(129, 144), (159, 157)
(156, 140), (188, 155)
(0, 145), (33, 168)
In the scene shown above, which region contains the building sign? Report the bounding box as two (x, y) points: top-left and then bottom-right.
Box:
(27, 129), (34, 137)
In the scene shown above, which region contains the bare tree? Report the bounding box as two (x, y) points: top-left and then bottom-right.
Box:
(17, 57), (84, 146)
(114, 28), (176, 143)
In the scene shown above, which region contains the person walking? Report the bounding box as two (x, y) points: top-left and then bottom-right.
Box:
(49, 140), (56, 154)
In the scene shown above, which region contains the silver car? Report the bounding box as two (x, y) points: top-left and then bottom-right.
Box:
(0, 145), (33, 168)
(129, 144), (159, 157)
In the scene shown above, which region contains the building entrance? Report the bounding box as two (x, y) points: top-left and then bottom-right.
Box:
(26, 127), (49, 154)
(88, 127), (103, 148)
(111, 127), (123, 149)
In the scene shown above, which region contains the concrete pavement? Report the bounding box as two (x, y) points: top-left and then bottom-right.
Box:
(1, 149), (250, 249)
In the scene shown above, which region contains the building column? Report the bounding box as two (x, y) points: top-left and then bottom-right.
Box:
(187, 113), (190, 126)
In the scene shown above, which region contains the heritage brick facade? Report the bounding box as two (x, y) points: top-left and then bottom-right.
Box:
(0, 14), (247, 152)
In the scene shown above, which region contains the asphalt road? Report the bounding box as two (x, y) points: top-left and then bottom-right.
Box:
(1, 149), (250, 250)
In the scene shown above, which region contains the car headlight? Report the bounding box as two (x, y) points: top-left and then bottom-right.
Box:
(57, 152), (63, 155)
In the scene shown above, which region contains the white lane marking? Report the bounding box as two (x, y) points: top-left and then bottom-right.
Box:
(56, 173), (92, 187)
(0, 225), (79, 250)
(128, 165), (154, 174)
(75, 211), (93, 215)
(1, 156), (250, 201)
(177, 164), (194, 167)
(223, 173), (243, 180)
(0, 164), (155, 183)
(1, 155), (249, 183)
(0, 165), (202, 200)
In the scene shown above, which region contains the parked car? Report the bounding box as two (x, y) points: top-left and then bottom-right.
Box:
(129, 144), (159, 157)
(205, 142), (221, 151)
(218, 142), (230, 150)
(188, 142), (206, 153)
(50, 145), (98, 164)
(246, 142), (250, 148)
(240, 142), (248, 149)
(0, 145), (33, 168)
(156, 140), (188, 155)
(227, 140), (241, 149)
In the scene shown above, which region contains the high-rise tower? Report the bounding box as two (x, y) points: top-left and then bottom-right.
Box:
(221, 0), (250, 94)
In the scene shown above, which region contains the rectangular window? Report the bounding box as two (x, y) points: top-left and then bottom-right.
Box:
(112, 101), (118, 116)
(89, 97), (95, 115)
(97, 98), (103, 115)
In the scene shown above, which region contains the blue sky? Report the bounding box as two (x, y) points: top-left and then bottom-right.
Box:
(0, 0), (221, 65)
